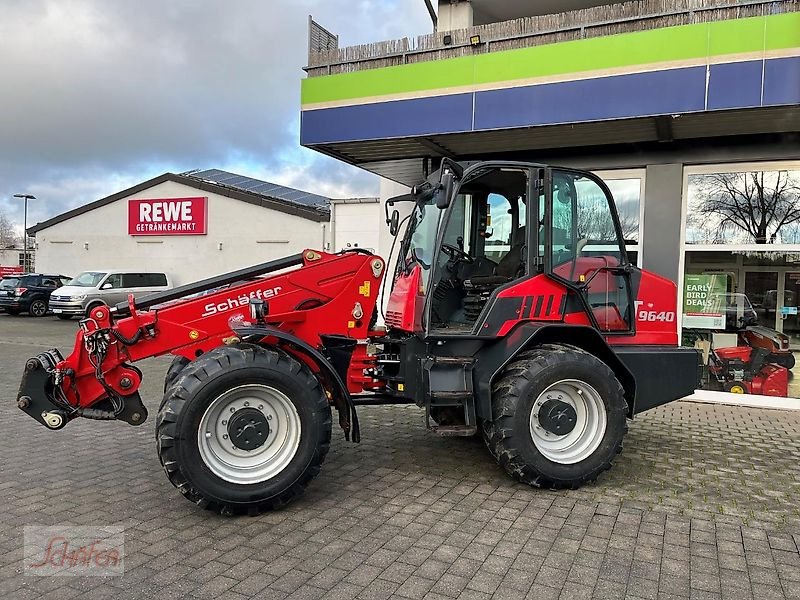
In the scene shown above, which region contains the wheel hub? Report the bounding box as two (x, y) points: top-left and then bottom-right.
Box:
(529, 379), (607, 465)
(538, 399), (577, 435)
(227, 408), (270, 451)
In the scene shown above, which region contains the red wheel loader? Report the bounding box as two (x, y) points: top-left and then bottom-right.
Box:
(16, 161), (700, 514)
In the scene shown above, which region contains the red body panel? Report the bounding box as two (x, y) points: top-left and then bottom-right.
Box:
(714, 346), (752, 362)
(492, 268), (678, 345)
(56, 251), (384, 410)
(619, 270), (679, 346)
(746, 364), (788, 397)
(385, 265), (423, 333)
(494, 275), (565, 336)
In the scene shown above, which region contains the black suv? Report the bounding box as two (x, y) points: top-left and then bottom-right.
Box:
(0, 274), (71, 317)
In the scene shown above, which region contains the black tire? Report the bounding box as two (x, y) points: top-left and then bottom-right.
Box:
(56, 314), (74, 320)
(155, 344), (331, 515)
(163, 355), (191, 394)
(29, 298), (49, 317)
(482, 344), (627, 489)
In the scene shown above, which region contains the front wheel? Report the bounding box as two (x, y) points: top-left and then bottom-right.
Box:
(483, 344), (627, 489)
(156, 344), (331, 515)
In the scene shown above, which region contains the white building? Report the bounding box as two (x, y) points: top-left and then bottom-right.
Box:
(29, 170), (333, 286)
(0, 247), (24, 272)
(329, 197), (380, 253)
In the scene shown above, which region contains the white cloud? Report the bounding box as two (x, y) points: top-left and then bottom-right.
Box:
(0, 0), (431, 227)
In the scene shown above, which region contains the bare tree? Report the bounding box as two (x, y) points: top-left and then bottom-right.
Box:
(693, 171), (800, 244)
(576, 202), (638, 242)
(0, 211), (17, 248)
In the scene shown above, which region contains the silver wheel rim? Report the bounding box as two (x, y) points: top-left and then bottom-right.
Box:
(198, 384), (301, 484)
(31, 301), (46, 316)
(529, 379), (607, 465)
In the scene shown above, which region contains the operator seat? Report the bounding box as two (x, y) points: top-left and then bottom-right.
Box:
(468, 226), (526, 287)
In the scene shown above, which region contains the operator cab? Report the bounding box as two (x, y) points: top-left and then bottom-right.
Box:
(427, 166), (529, 331)
(387, 160), (634, 336)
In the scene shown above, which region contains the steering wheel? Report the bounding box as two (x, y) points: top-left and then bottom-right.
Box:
(441, 243), (473, 264)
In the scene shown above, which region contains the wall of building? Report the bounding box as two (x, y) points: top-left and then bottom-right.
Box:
(329, 199), (380, 252)
(437, 0), (473, 30)
(301, 13), (800, 147)
(34, 181), (328, 286)
(0, 248), (24, 270)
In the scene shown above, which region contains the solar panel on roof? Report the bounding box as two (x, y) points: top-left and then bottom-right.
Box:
(185, 169), (330, 210)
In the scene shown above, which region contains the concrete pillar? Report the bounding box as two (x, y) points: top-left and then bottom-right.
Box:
(437, 0), (473, 31)
(641, 164), (684, 283)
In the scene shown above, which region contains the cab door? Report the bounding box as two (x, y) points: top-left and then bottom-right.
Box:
(546, 169), (634, 334)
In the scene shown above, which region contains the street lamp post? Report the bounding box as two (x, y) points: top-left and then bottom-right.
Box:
(13, 194), (36, 272)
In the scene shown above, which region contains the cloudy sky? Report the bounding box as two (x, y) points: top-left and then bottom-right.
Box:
(0, 0), (432, 233)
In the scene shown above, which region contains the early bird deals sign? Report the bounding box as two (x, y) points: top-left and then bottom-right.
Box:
(128, 197), (207, 235)
(682, 273), (728, 330)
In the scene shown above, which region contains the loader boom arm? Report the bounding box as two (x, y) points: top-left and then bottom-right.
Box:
(17, 250), (385, 430)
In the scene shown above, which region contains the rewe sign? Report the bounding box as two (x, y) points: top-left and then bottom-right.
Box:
(128, 197), (207, 235)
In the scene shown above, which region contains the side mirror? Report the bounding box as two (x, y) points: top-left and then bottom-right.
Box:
(389, 209), (400, 236)
(435, 171), (455, 210)
(101, 282), (113, 290)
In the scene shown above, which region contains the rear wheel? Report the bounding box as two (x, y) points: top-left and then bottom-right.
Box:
(29, 299), (48, 317)
(482, 344), (627, 489)
(156, 344), (331, 515)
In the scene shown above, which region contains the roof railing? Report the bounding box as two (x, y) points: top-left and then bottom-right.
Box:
(305, 0), (798, 77)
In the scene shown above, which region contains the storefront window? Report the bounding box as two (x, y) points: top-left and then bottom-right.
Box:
(682, 162), (800, 402)
(686, 169), (800, 245)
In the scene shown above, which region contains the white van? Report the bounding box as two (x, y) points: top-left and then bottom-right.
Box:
(50, 270), (173, 319)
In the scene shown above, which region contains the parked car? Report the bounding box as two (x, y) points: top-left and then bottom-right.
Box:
(49, 270), (173, 319)
(763, 289), (797, 317)
(0, 274), (72, 317)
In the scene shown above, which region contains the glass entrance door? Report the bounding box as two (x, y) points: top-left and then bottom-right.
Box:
(743, 271), (778, 329)
(780, 272), (800, 348)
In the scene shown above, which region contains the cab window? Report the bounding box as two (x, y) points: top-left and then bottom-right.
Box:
(485, 193), (526, 264)
(549, 170), (631, 332)
(429, 167), (530, 331)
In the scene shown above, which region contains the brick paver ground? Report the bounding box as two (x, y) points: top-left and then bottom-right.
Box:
(0, 315), (798, 599)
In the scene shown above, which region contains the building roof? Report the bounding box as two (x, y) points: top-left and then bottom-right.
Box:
(28, 171), (331, 234)
(184, 169), (330, 209)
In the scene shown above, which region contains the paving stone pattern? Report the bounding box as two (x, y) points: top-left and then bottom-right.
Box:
(0, 315), (798, 599)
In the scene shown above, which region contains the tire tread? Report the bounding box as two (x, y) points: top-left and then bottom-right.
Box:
(483, 343), (627, 490)
(155, 343), (330, 515)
